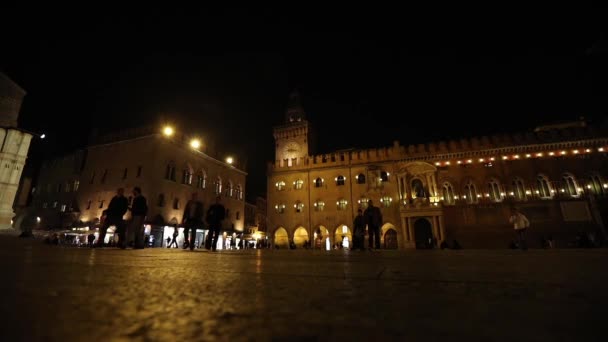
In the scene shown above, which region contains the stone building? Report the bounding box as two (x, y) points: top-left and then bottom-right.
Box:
(32, 126), (246, 248)
(0, 73), (34, 229)
(267, 94), (608, 249)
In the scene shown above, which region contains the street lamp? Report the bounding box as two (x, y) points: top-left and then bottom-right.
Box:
(226, 156), (234, 165)
(163, 126), (174, 137)
(190, 139), (201, 149)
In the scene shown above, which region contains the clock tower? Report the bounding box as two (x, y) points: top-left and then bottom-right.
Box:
(273, 91), (314, 165)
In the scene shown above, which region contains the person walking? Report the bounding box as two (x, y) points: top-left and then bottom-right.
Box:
(128, 187), (148, 249)
(168, 225), (179, 248)
(364, 200), (382, 250)
(97, 188), (129, 248)
(182, 192), (204, 251)
(205, 196), (226, 251)
(353, 209), (366, 251)
(509, 207), (530, 250)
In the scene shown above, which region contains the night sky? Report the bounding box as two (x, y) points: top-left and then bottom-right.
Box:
(2, 7), (607, 201)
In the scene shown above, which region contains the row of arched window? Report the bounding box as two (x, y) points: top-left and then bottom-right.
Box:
(275, 171), (391, 191)
(165, 162), (243, 200)
(440, 173), (606, 205)
(275, 196), (395, 214)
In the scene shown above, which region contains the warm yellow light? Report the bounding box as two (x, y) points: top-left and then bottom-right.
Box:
(548, 152), (555, 156)
(435, 162), (441, 166)
(502, 156), (508, 160)
(163, 126), (174, 137)
(457, 161), (462, 164)
(36, 216), (41, 223)
(573, 150), (579, 154)
(479, 158), (484, 162)
(513, 155), (520, 159)
(585, 148), (591, 153)
(226, 156), (234, 164)
(190, 139), (201, 149)
(525, 190), (531, 195)
(445, 161), (450, 165)
(587, 185), (592, 189)
(560, 151), (567, 155)
(599, 147), (605, 152)
(467, 159), (472, 163)
(603, 184), (608, 188)
(490, 157), (495, 161)
(537, 152), (543, 157)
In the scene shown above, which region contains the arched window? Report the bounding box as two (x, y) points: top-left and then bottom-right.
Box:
(380, 196), (392, 207)
(512, 178), (526, 201)
(275, 203), (286, 214)
(463, 181), (478, 204)
(295, 201), (304, 213)
(380, 171), (389, 182)
(214, 177), (222, 195)
(314, 200), (325, 211)
(442, 182), (456, 205)
(235, 184), (243, 200)
(336, 175), (345, 186)
(276, 181), (286, 191)
(536, 174), (553, 199)
(294, 179), (304, 190)
(356, 173), (366, 184)
(157, 194), (165, 207)
(358, 197), (369, 209)
(173, 198), (180, 210)
(562, 173), (579, 197)
(315, 177), (323, 188)
(196, 171), (206, 189)
(411, 179), (425, 198)
(182, 166), (193, 185)
(165, 162), (176, 181)
(487, 178), (502, 202)
(337, 199), (348, 210)
(588, 173), (606, 195)
(224, 181), (233, 197)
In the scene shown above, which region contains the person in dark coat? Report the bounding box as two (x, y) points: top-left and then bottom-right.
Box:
(353, 209), (366, 251)
(128, 187), (148, 249)
(205, 196), (225, 251)
(182, 192), (204, 251)
(364, 200), (382, 250)
(97, 188), (129, 248)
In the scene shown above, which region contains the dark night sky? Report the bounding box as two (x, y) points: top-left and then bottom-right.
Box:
(1, 7), (607, 201)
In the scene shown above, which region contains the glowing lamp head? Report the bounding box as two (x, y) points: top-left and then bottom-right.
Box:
(190, 139), (201, 149)
(163, 126), (174, 137)
(226, 156), (234, 165)
(40, 134), (46, 139)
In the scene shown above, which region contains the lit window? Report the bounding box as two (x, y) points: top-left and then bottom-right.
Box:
(464, 181), (478, 204)
(314, 200), (325, 211)
(60, 204), (66, 212)
(294, 179), (304, 190)
(52, 201), (58, 208)
(380, 171), (389, 182)
(562, 173), (579, 197)
(380, 196), (392, 207)
(275, 204), (286, 214)
(356, 173), (366, 184)
(536, 174), (553, 199)
(225, 182), (233, 197)
(42, 202), (48, 209)
(165, 163), (176, 181)
(65, 182), (71, 193)
(337, 199), (348, 210)
(487, 178), (502, 202)
(214, 177), (222, 194)
(512, 178), (526, 201)
(276, 181), (286, 191)
(236, 184), (243, 200)
(442, 182), (456, 205)
(358, 197), (369, 209)
(295, 201), (304, 213)
(315, 178), (323, 188)
(73, 180), (80, 192)
(336, 175), (345, 186)
(182, 168), (193, 185)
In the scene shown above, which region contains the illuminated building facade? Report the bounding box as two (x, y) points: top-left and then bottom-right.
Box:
(268, 94), (608, 249)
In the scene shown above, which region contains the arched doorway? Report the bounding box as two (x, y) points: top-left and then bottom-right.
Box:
(315, 226), (331, 250)
(414, 218), (433, 249)
(381, 223), (398, 249)
(273, 227), (289, 249)
(334, 225), (352, 249)
(383, 229), (398, 249)
(293, 227), (309, 248)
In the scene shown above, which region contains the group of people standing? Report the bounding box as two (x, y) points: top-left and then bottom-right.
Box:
(352, 199), (383, 251)
(96, 188), (225, 251)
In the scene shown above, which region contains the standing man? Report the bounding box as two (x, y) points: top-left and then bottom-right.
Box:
(353, 209), (366, 251)
(97, 188), (129, 248)
(129, 187), (148, 249)
(364, 199), (382, 250)
(509, 207), (530, 250)
(182, 192), (204, 251)
(205, 196), (226, 251)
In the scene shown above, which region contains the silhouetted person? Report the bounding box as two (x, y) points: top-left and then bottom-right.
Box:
(353, 209), (366, 251)
(168, 226), (179, 248)
(205, 196), (225, 251)
(87, 233), (95, 248)
(97, 188), (128, 248)
(364, 200), (382, 250)
(182, 192), (204, 251)
(128, 187), (148, 249)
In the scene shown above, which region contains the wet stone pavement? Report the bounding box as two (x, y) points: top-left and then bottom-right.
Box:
(0, 235), (607, 341)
